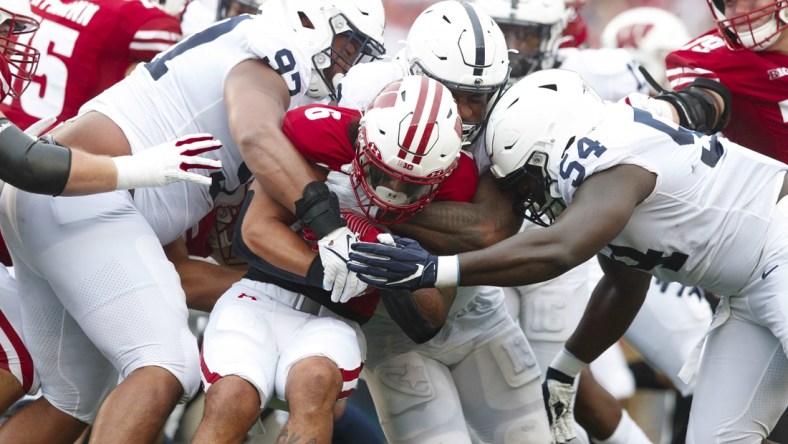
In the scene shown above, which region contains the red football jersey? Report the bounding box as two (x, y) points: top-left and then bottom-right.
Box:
(0, 0), (182, 129)
(283, 103), (479, 319)
(284, 104), (479, 204)
(666, 30), (788, 160)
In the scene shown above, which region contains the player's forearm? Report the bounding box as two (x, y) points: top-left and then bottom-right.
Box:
(395, 177), (521, 254)
(60, 150), (118, 196)
(242, 134), (316, 214)
(456, 235), (573, 287)
(245, 221), (316, 277)
(164, 238), (247, 312)
(395, 201), (519, 254)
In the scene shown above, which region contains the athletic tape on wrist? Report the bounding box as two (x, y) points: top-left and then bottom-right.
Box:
(550, 348), (587, 378)
(435, 255), (459, 287)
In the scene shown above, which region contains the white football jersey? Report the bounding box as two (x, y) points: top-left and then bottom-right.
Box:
(336, 55), (407, 112)
(558, 102), (787, 293)
(557, 47), (649, 102)
(79, 15), (314, 244)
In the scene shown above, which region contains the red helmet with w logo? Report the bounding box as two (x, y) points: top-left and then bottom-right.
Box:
(350, 75), (463, 225)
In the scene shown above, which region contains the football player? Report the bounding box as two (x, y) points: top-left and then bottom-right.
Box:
(0, 0), (220, 424)
(195, 75), (486, 442)
(600, 7), (691, 92)
(666, 0), (787, 159)
(348, 68), (788, 443)
(335, 3), (555, 442)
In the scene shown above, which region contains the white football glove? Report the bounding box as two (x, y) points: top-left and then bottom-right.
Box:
(112, 133), (222, 190)
(542, 367), (578, 444)
(318, 226), (369, 303)
(621, 92), (675, 122)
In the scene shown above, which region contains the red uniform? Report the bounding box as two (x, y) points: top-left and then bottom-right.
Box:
(285, 104), (479, 204)
(0, 0), (181, 129)
(666, 30), (788, 159)
(253, 103), (479, 322)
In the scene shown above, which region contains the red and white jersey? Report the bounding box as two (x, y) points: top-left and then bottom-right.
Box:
(0, 0), (182, 129)
(281, 103), (478, 320)
(665, 30), (788, 159)
(284, 104), (479, 206)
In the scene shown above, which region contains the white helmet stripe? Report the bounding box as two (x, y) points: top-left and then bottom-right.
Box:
(399, 75), (443, 165)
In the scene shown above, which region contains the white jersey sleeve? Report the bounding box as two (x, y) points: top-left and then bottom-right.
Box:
(557, 48), (649, 101)
(336, 58), (407, 111)
(79, 14), (315, 244)
(557, 102), (788, 293)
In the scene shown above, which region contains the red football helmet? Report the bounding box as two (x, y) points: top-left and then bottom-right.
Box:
(0, 0), (40, 101)
(350, 75), (463, 226)
(707, 0), (788, 51)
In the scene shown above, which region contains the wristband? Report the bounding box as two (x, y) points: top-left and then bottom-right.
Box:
(550, 348), (587, 378)
(435, 255), (459, 287)
(113, 154), (165, 190)
(305, 255), (325, 289)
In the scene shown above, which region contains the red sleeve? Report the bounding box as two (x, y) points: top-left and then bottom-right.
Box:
(282, 104), (361, 171)
(434, 152), (478, 203)
(122, 2), (182, 62)
(666, 31), (788, 158)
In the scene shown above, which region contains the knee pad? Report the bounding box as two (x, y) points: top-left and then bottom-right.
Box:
(367, 351), (474, 443)
(278, 317), (363, 401)
(201, 304), (277, 406)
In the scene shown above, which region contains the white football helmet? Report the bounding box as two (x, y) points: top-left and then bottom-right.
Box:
(600, 7), (690, 90)
(0, 0), (39, 101)
(405, 0), (510, 145)
(258, 0), (385, 100)
(706, 0), (788, 51)
(351, 75), (463, 226)
(477, 0), (568, 80)
(486, 69), (604, 226)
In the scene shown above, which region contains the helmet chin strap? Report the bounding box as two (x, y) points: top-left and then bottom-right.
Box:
(331, 72), (345, 91)
(741, 15), (781, 51)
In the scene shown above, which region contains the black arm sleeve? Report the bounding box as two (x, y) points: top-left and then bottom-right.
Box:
(652, 78), (732, 135)
(380, 288), (443, 344)
(0, 119), (71, 196)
